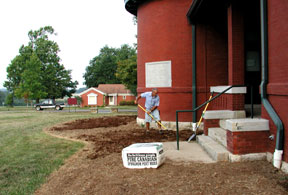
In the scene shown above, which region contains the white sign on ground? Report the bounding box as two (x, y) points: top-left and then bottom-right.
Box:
(122, 142), (165, 169)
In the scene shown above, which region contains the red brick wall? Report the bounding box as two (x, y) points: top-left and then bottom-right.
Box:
(210, 94), (244, 111)
(204, 119), (220, 135)
(263, 0), (288, 162)
(195, 15), (228, 117)
(137, 0), (193, 121)
(80, 90), (104, 107)
(227, 130), (269, 155)
(116, 95), (135, 105)
(227, 2), (245, 86)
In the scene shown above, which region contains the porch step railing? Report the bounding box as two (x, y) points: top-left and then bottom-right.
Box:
(175, 85), (254, 150)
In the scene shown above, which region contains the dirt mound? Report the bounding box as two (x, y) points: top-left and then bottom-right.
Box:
(51, 115), (136, 130)
(36, 115), (288, 195)
(50, 115), (192, 159)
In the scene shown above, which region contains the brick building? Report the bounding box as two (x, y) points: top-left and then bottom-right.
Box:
(79, 84), (135, 107)
(124, 0), (288, 172)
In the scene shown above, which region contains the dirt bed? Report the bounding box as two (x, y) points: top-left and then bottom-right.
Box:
(36, 115), (288, 194)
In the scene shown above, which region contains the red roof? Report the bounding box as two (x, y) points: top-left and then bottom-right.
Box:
(97, 84), (132, 94)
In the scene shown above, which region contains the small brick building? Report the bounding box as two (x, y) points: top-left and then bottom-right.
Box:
(125, 0), (288, 171)
(79, 84), (135, 107)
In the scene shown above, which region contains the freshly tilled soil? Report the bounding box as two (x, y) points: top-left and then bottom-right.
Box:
(35, 115), (288, 195)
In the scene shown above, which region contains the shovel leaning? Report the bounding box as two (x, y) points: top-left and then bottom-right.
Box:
(187, 92), (213, 142)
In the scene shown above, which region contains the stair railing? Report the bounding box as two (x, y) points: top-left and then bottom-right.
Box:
(175, 85), (254, 150)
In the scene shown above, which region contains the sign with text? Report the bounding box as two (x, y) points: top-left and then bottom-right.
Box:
(122, 143), (165, 169)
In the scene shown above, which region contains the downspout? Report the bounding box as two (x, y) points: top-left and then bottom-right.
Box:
(260, 0), (284, 169)
(192, 24), (197, 123)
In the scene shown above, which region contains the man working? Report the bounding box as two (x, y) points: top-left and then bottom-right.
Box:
(135, 88), (162, 133)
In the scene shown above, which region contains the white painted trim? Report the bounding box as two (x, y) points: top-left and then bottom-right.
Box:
(88, 93), (98, 105)
(109, 96), (115, 105)
(87, 93), (98, 97)
(210, 86), (247, 94)
(118, 93), (134, 96)
(79, 88), (105, 96)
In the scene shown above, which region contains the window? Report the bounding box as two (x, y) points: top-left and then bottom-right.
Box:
(88, 93), (97, 105)
(123, 96), (126, 100)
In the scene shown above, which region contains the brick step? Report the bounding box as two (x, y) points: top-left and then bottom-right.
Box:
(196, 135), (229, 162)
(208, 127), (227, 147)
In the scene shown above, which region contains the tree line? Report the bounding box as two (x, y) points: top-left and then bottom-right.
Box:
(4, 26), (137, 106)
(83, 44), (137, 95)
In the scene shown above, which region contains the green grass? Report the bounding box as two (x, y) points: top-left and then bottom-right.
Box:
(0, 111), (122, 195)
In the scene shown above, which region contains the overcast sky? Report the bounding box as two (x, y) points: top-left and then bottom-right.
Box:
(0, 0), (137, 89)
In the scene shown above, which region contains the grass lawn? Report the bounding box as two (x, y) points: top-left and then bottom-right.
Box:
(0, 109), (125, 194)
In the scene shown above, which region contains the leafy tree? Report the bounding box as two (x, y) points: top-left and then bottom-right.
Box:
(116, 54), (137, 95)
(84, 46), (120, 87)
(84, 44), (136, 88)
(4, 26), (77, 102)
(5, 93), (14, 107)
(15, 53), (47, 101)
(74, 96), (82, 106)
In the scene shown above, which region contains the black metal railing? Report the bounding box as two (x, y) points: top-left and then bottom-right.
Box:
(175, 85), (254, 150)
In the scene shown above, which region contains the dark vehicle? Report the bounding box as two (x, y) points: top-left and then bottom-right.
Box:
(34, 99), (65, 111)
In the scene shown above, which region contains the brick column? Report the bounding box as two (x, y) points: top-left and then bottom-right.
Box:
(227, 3), (245, 110)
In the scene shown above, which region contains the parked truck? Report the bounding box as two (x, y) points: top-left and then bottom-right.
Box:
(34, 99), (65, 111)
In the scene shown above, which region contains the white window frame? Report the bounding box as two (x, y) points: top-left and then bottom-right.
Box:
(88, 93), (98, 105)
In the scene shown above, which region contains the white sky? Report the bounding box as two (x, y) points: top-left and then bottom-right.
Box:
(0, 0), (137, 89)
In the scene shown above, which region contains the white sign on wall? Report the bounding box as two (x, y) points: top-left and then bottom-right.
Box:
(145, 61), (172, 88)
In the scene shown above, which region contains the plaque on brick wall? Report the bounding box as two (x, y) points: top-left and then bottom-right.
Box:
(145, 61), (172, 88)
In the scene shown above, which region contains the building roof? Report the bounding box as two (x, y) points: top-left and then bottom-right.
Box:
(124, 0), (147, 16)
(97, 84), (132, 94)
(78, 84), (133, 96)
(78, 87), (105, 96)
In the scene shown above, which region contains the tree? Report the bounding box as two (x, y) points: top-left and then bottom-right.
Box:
(83, 44), (136, 88)
(5, 93), (14, 107)
(4, 26), (77, 102)
(116, 54), (137, 95)
(84, 46), (121, 87)
(0, 90), (7, 106)
(15, 53), (47, 101)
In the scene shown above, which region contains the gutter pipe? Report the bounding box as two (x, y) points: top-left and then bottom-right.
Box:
(192, 24), (197, 123)
(260, 0), (284, 169)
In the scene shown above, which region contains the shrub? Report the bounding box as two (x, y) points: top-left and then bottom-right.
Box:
(119, 100), (135, 106)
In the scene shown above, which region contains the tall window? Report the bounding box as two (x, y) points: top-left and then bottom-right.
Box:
(88, 93), (97, 105)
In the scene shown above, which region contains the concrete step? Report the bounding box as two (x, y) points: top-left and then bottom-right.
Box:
(203, 110), (246, 120)
(224, 118), (269, 132)
(197, 135), (229, 162)
(208, 127), (227, 147)
(219, 119), (227, 129)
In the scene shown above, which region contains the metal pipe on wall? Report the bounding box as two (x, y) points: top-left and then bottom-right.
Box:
(260, 0), (284, 169)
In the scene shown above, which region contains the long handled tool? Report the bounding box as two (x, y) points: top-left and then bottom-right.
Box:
(188, 92), (213, 142)
(137, 104), (167, 130)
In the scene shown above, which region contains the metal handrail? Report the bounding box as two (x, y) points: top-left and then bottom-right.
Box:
(175, 85), (254, 150)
